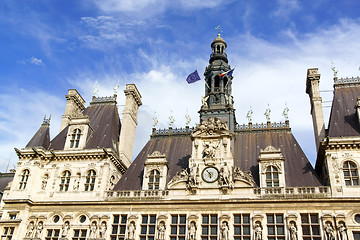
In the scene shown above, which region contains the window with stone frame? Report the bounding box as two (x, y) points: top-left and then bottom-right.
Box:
(148, 170), (160, 190)
(353, 232), (360, 240)
(59, 170), (71, 191)
(111, 214), (127, 240)
(170, 214), (186, 240)
(140, 214), (156, 240)
(343, 161), (359, 186)
(267, 214), (285, 240)
(72, 229), (87, 240)
(233, 214), (251, 240)
(19, 169), (29, 190)
(1, 227), (15, 240)
(45, 229), (61, 240)
(70, 128), (81, 148)
(300, 213), (321, 240)
(84, 170), (96, 191)
(266, 166), (279, 187)
(201, 214), (218, 240)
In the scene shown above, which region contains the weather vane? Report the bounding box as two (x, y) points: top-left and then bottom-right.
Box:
(215, 25), (222, 36)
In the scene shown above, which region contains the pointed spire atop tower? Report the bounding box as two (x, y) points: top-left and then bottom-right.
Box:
(26, 115), (51, 149)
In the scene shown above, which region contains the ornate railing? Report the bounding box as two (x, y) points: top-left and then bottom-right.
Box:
(235, 121), (290, 132)
(334, 76), (360, 88)
(152, 127), (194, 137)
(106, 190), (169, 199)
(253, 186), (330, 198)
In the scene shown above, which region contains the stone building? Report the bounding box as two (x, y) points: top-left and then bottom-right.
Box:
(1, 34), (360, 240)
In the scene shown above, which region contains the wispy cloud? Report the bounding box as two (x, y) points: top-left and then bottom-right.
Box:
(17, 56), (45, 66)
(271, 0), (300, 18)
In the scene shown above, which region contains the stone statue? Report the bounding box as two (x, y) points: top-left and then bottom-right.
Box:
(264, 106), (271, 121)
(289, 222), (297, 240)
(325, 222), (335, 240)
(338, 222), (347, 240)
(89, 221), (98, 238)
(25, 221), (35, 238)
(157, 221), (166, 240)
(246, 108), (253, 122)
(153, 111), (158, 128)
(41, 174), (48, 190)
(282, 105), (289, 121)
(34, 221), (43, 238)
(201, 96), (209, 107)
(61, 221), (70, 237)
(113, 81), (119, 95)
(188, 221), (196, 240)
(99, 221), (107, 238)
(169, 113), (175, 128)
(202, 141), (219, 159)
(185, 113), (191, 126)
(220, 221), (229, 240)
(220, 163), (231, 186)
(127, 221), (136, 240)
(73, 173), (81, 191)
(331, 61), (338, 77)
(93, 81), (99, 97)
(254, 222), (262, 240)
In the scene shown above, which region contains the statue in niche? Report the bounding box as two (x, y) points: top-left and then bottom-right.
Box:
(127, 221), (136, 240)
(89, 221), (98, 238)
(73, 173), (81, 191)
(220, 221), (229, 240)
(25, 221), (35, 238)
(338, 222), (348, 240)
(325, 222), (336, 240)
(189, 164), (199, 186)
(99, 221), (107, 239)
(157, 221), (166, 240)
(219, 163), (231, 186)
(188, 221), (197, 240)
(61, 221), (70, 238)
(203, 141), (219, 159)
(289, 221), (297, 240)
(41, 174), (49, 190)
(254, 222), (262, 240)
(201, 96), (209, 107)
(34, 221), (43, 238)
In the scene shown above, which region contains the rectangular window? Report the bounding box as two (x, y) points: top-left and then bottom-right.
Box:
(234, 214), (251, 240)
(201, 214), (218, 240)
(170, 214), (186, 240)
(72, 229), (87, 240)
(8, 214), (16, 220)
(111, 214), (128, 240)
(353, 232), (360, 240)
(267, 214), (285, 240)
(45, 229), (60, 240)
(301, 213), (321, 240)
(140, 214), (156, 240)
(1, 227), (15, 240)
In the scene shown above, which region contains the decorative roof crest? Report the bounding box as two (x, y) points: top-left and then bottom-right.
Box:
(147, 151), (166, 158)
(193, 117), (229, 136)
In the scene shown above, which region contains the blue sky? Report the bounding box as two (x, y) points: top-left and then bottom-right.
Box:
(1, 0), (360, 172)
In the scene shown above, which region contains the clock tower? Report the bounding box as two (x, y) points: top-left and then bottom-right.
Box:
(199, 33), (237, 132)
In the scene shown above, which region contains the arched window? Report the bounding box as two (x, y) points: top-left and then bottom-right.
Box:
(148, 170), (160, 190)
(19, 169), (30, 189)
(343, 161), (359, 186)
(266, 166), (279, 187)
(85, 170), (96, 191)
(70, 129), (81, 148)
(59, 170), (71, 191)
(217, 45), (220, 54)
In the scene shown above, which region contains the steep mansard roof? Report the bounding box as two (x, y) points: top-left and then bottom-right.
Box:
(0, 172), (14, 196)
(48, 102), (121, 152)
(114, 128), (322, 190)
(26, 123), (50, 149)
(328, 80), (360, 137)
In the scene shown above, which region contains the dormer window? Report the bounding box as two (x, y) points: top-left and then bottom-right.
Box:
(60, 170), (71, 191)
(343, 161), (359, 186)
(148, 170), (160, 190)
(85, 170), (96, 191)
(70, 129), (81, 148)
(19, 169), (29, 190)
(266, 166), (279, 187)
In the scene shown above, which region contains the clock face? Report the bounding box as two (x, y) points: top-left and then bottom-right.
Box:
(202, 167), (219, 183)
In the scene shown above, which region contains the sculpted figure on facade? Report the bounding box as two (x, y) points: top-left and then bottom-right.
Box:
(99, 221), (107, 239)
(127, 221), (136, 240)
(89, 221), (98, 238)
(157, 221), (166, 240)
(188, 221), (197, 240)
(61, 221), (70, 238)
(233, 167), (256, 186)
(254, 222), (262, 240)
(202, 141), (219, 159)
(289, 221), (297, 240)
(201, 96), (209, 107)
(41, 174), (49, 191)
(338, 222), (348, 240)
(219, 163), (232, 187)
(325, 222), (336, 240)
(220, 221), (229, 240)
(25, 221), (35, 238)
(34, 221), (43, 239)
(194, 117), (228, 136)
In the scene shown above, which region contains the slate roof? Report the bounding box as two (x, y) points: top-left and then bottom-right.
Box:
(0, 173), (14, 198)
(114, 128), (322, 190)
(26, 123), (50, 149)
(48, 99), (121, 152)
(328, 84), (360, 137)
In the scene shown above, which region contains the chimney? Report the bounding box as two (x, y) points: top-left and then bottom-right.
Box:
(306, 68), (326, 152)
(118, 84), (142, 166)
(59, 89), (85, 132)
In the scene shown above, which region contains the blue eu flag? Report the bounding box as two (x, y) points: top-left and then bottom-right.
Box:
(186, 70), (201, 84)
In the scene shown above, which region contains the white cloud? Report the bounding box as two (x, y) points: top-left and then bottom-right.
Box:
(30, 56), (44, 66)
(271, 0), (300, 18)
